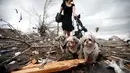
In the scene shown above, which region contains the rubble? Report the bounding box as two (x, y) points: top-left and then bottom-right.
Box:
(0, 28), (130, 73)
(127, 40), (130, 47)
(109, 35), (123, 41)
(96, 38), (130, 60)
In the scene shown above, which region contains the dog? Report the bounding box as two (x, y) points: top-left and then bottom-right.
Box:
(62, 36), (80, 59)
(65, 36), (80, 53)
(55, 34), (67, 53)
(55, 34), (66, 46)
(79, 32), (100, 63)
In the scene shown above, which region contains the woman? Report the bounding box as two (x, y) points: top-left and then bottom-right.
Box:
(60, 0), (77, 37)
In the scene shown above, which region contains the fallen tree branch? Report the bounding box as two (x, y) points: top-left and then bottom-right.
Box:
(0, 36), (30, 47)
(119, 53), (130, 55)
(31, 45), (52, 48)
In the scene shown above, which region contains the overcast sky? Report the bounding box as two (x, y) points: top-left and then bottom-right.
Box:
(0, 0), (130, 39)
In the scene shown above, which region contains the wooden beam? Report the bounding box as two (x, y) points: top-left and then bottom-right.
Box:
(12, 59), (85, 73)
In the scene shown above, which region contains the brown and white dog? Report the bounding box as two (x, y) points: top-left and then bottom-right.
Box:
(79, 32), (100, 63)
(64, 36), (80, 54)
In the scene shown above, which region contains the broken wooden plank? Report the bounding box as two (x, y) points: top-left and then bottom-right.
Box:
(12, 59), (86, 73)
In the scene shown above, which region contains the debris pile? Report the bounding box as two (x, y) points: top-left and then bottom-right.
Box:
(0, 28), (62, 70)
(97, 38), (130, 60)
(0, 28), (130, 73)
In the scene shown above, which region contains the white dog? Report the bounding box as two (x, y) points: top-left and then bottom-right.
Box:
(79, 32), (100, 63)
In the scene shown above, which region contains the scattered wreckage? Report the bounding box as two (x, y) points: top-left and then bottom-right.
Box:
(0, 18), (130, 73)
(0, 33), (130, 73)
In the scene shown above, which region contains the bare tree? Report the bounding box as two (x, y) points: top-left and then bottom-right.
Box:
(37, 0), (57, 38)
(20, 0), (57, 39)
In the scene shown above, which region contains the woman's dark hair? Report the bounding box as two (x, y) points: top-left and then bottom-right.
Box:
(63, 0), (68, 3)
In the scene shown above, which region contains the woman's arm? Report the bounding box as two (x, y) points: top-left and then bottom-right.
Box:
(60, 7), (63, 14)
(72, 6), (77, 16)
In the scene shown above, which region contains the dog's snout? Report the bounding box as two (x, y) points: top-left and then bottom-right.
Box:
(68, 41), (73, 46)
(67, 40), (76, 47)
(83, 38), (93, 47)
(88, 40), (92, 44)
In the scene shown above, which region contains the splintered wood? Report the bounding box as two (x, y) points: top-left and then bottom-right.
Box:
(12, 59), (85, 73)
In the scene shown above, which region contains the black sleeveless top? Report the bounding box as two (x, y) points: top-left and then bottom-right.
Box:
(61, 2), (75, 19)
(61, 2), (75, 31)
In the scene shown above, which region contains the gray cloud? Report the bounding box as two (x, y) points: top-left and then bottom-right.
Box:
(76, 0), (130, 39)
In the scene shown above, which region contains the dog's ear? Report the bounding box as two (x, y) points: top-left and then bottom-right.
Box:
(79, 35), (86, 45)
(73, 36), (79, 44)
(88, 33), (96, 43)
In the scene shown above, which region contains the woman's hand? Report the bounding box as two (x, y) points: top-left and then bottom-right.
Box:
(74, 14), (80, 20)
